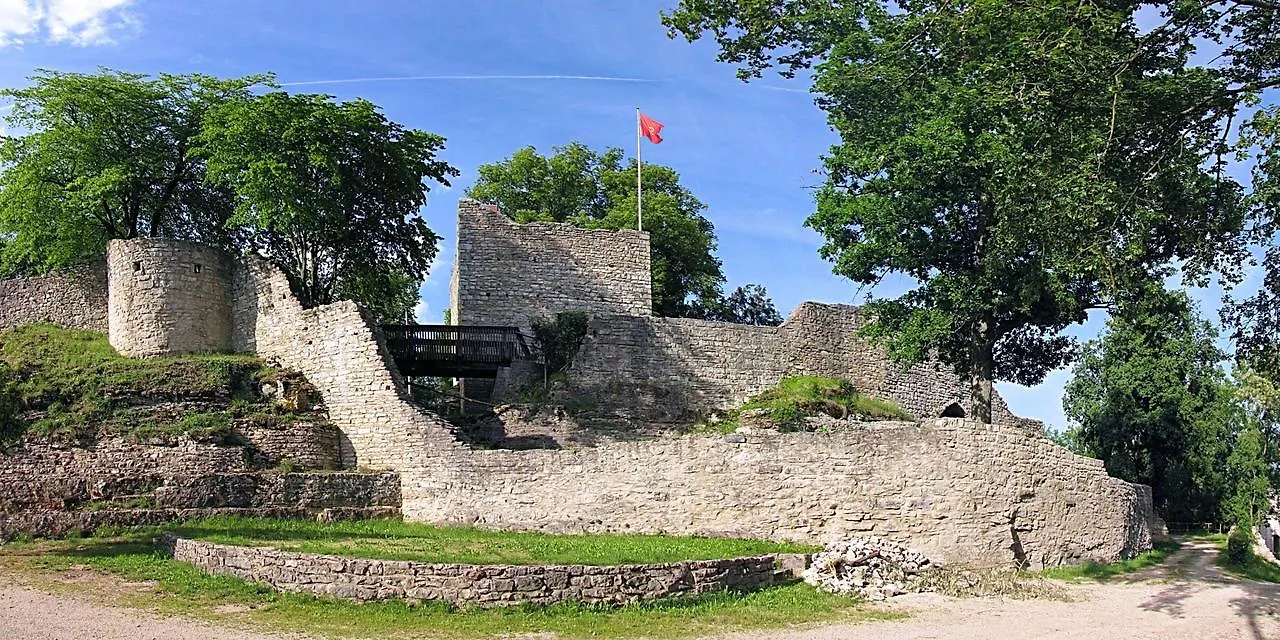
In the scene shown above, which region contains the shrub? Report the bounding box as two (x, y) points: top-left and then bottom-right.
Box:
(531, 312), (589, 375)
(1227, 527), (1252, 565)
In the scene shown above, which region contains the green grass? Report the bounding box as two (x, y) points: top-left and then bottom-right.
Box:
(707, 376), (913, 433)
(1212, 532), (1280, 583)
(1039, 540), (1181, 581)
(0, 324), (299, 444)
(0, 535), (898, 639)
(165, 516), (818, 565)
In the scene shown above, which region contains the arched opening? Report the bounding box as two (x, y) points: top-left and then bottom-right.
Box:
(940, 402), (966, 418)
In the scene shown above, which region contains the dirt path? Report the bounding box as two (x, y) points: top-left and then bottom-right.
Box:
(725, 539), (1280, 640)
(0, 583), (295, 640)
(0, 539), (1275, 639)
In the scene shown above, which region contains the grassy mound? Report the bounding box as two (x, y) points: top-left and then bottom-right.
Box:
(712, 376), (913, 432)
(166, 516), (818, 565)
(0, 324), (309, 444)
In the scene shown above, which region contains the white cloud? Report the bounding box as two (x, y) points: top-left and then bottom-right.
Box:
(413, 299), (431, 324)
(0, 0), (136, 48)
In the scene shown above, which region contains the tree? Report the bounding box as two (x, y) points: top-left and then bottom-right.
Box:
(665, 1), (1246, 422)
(0, 69), (267, 275)
(194, 92), (458, 321)
(700, 284), (783, 326)
(1229, 367), (1280, 525)
(1062, 293), (1235, 522)
(466, 143), (727, 318)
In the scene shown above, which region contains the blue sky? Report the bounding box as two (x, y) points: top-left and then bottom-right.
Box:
(0, 0), (1258, 430)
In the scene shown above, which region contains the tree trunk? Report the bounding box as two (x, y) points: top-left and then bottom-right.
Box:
(970, 316), (994, 423)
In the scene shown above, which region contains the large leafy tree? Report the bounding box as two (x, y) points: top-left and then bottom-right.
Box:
(195, 92), (457, 321)
(665, 1), (1246, 421)
(701, 284), (783, 326)
(1062, 293), (1235, 522)
(0, 69), (266, 274)
(466, 142), (727, 318)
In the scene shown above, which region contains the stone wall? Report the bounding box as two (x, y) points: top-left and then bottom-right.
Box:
(416, 419), (1153, 569)
(0, 261), (108, 333)
(450, 198), (653, 331)
(563, 303), (1022, 427)
(231, 253), (470, 476)
(0, 433), (398, 515)
(107, 239), (234, 356)
(163, 534), (777, 606)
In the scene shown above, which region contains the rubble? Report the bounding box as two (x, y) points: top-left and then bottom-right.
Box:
(802, 536), (931, 600)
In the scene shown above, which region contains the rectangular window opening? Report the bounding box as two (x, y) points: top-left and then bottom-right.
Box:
(193, 263), (202, 274)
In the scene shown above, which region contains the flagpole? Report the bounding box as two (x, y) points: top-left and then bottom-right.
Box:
(636, 107), (643, 232)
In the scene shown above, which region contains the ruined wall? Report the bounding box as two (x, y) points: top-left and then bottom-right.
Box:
(450, 198), (652, 331)
(418, 419), (1154, 568)
(107, 239), (234, 357)
(565, 303), (1022, 426)
(164, 535), (777, 606)
(0, 262), (108, 333)
(231, 254), (470, 478)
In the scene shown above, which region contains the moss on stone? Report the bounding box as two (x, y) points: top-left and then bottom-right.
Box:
(711, 376), (915, 433)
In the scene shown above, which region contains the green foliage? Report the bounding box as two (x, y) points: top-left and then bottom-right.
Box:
(1063, 293), (1235, 522)
(1215, 531), (1280, 584)
(3, 536), (891, 640)
(1039, 540), (1180, 581)
(1227, 527), (1253, 566)
(531, 312), (589, 375)
(697, 284), (784, 326)
(0, 69), (268, 275)
(718, 376), (912, 432)
(465, 142), (728, 318)
(0, 324), (274, 443)
(0, 69), (452, 319)
(195, 91), (457, 321)
(665, 1), (1248, 422)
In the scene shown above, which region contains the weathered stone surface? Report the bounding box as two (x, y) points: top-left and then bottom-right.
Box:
(417, 418), (1155, 569)
(0, 261), (107, 333)
(108, 239), (235, 357)
(162, 534), (776, 606)
(450, 199), (652, 332)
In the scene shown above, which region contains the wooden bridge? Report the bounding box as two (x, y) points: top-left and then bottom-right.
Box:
(380, 324), (531, 379)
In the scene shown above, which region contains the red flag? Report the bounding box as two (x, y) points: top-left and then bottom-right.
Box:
(639, 112), (664, 144)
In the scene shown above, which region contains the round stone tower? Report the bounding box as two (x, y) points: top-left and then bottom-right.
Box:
(107, 238), (234, 357)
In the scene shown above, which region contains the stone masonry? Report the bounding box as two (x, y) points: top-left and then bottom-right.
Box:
(0, 261), (107, 333)
(108, 239), (234, 356)
(450, 199), (652, 332)
(449, 199), (1027, 427)
(0, 203), (1158, 567)
(162, 534), (777, 606)
(421, 418), (1154, 569)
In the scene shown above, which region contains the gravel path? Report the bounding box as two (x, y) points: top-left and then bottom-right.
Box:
(724, 539), (1280, 640)
(0, 584), (293, 640)
(0, 539), (1275, 639)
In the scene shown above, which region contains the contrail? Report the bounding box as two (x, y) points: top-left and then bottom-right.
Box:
(756, 84), (810, 94)
(278, 74), (663, 87)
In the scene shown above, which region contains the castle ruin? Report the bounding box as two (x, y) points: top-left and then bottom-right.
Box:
(0, 198), (1157, 568)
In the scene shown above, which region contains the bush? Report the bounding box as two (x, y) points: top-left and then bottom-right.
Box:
(1227, 527), (1252, 565)
(531, 312), (589, 375)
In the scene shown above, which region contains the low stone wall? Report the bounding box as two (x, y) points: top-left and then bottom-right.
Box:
(162, 534), (777, 606)
(1, 506), (401, 541)
(418, 419), (1154, 569)
(0, 261), (108, 333)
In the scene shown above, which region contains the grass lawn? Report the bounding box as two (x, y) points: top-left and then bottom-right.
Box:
(0, 535), (899, 640)
(164, 515), (819, 565)
(1039, 540), (1181, 581)
(1210, 534), (1280, 584)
